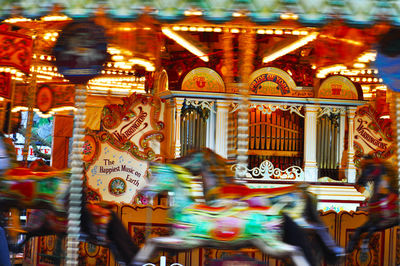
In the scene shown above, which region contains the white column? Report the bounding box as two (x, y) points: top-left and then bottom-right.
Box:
(338, 109), (346, 179)
(206, 101), (216, 151)
(346, 106), (357, 183)
(173, 98), (184, 158)
(303, 105), (319, 182)
(214, 100), (230, 158)
(338, 110), (346, 164)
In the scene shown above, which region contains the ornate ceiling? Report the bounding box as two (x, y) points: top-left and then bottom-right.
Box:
(1, 0), (400, 26)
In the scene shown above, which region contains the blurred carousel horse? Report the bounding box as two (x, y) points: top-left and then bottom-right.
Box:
(132, 162), (310, 266)
(0, 135), (138, 265)
(171, 148), (344, 265)
(346, 157), (399, 254)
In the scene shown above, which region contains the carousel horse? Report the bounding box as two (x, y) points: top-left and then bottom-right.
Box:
(172, 149), (344, 264)
(346, 157), (399, 254)
(0, 135), (139, 265)
(131, 162), (311, 266)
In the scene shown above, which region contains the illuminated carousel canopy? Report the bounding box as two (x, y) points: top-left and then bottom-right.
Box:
(1, 0), (400, 26)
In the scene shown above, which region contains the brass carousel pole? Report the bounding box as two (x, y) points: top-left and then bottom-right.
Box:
(22, 32), (38, 165)
(66, 83), (86, 266)
(223, 29), (235, 162)
(235, 27), (255, 180)
(390, 90), (400, 220)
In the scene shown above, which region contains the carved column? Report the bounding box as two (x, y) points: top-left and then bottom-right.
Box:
(173, 98), (184, 158)
(346, 106), (357, 183)
(215, 100), (230, 158)
(303, 105), (319, 181)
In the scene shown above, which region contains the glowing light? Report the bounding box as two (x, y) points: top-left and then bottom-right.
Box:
(4, 17), (32, 23)
(316, 64), (347, 78)
(353, 63), (366, 68)
(263, 32), (319, 63)
(184, 10), (202, 16)
(112, 55), (124, 61)
(357, 50), (377, 62)
(280, 13), (298, 20)
(41, 15), (71, 21)
(319, 34), (363, 46)
(128, 58), (155, 71)
(162, 28), (209, 62)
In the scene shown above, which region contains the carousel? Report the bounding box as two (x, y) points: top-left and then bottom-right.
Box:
(0, 1), (397, 266)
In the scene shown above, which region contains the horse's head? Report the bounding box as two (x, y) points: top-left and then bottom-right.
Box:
(357, 158), (383, 187)
(172, 150), (205, 176)
(139, 162), (193, 197)
(357, 157), (399, 197)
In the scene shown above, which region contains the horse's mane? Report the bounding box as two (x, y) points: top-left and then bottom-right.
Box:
(172, 148), (239, 203)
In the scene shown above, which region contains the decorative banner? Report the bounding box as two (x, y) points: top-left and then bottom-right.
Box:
(54, 21), (108, 84)
(182, 67), (225, 92)
(0, 72), (11, 99)
(353, 104), (394, 167)
(14, 83), (75, 110)
(248, 67), (312, 97)
(0, 31), (33, 73)
(318, 75), (358, 99)
(85, 93), (165, 204)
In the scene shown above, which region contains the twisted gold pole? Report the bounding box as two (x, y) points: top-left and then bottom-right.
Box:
(236, 28), (255, 180)
(393, 92), (400, 217)
(66, 84), (86, 265)
(222, 30), (236, 162)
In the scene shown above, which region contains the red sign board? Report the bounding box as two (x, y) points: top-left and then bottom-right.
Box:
(0, 31), (32, 73)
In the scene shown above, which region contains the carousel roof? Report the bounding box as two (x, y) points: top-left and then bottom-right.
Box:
(1, 0), (400, 26)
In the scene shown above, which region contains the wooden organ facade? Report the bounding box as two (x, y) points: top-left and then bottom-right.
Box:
(248, 106), (304, 171)
(162, 89), (363, 184)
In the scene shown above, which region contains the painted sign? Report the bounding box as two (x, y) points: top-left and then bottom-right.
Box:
(14, 144), (51, 162)
(85, 93), (165, 204)
(318, 75), (358, 99)
(86, 141), (149, 203)
(182, 67), (225, 92)
(248, 67), (312, 97)
(354, 104), (394, 167)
